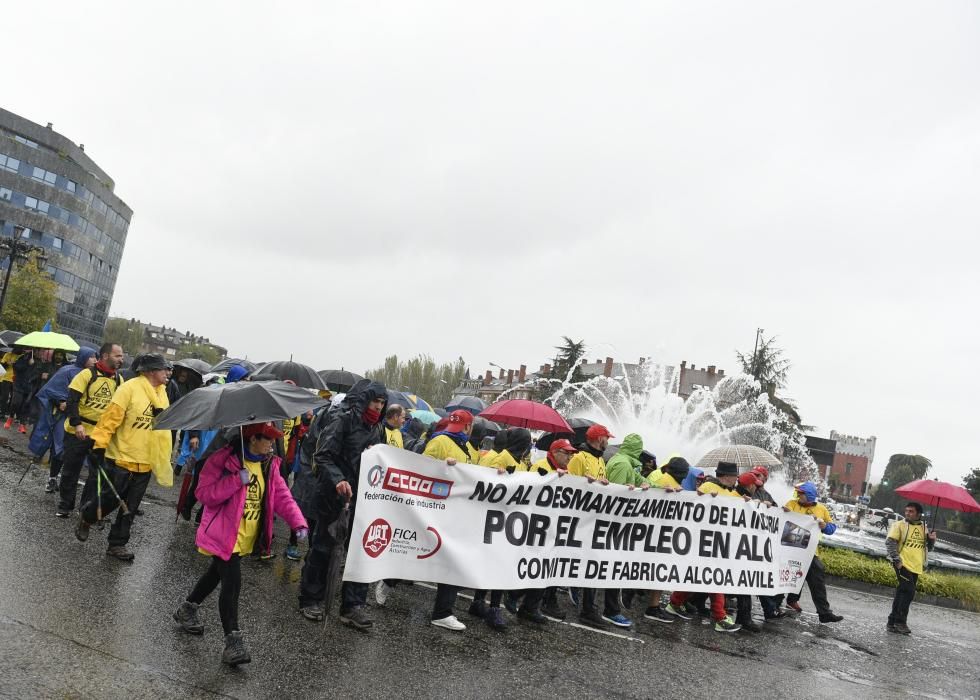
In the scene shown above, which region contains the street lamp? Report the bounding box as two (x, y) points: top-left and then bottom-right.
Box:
(0, 229), (49, 317)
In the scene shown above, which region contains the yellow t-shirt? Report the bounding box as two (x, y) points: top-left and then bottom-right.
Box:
(698, 480), (740, 498)
(235, 459), (265, 555)
(648, 470), (682, 489)
(64, 367), (120, 432)
(489, 449), (520, 471)
(522, 457), (555, 474)
(478, 450), (498, 467)
(0, 352), (19, 383)
(888, 521), (927, 575)
(385, 426), (404, 449)
(567, 450), (606, 480)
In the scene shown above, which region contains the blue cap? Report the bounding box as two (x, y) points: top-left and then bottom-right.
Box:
(226, 365), (249, 383)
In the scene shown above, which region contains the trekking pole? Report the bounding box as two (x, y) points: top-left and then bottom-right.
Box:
(17, 457), (38, 485)
(94, 461), (129, 517)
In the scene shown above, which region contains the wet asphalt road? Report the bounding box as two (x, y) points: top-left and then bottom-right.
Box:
(0, 442), (978, 700)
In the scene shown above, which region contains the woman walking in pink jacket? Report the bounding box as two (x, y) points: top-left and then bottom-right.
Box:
(173, 422), (308, 666)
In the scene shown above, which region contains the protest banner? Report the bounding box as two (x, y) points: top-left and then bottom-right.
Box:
(344, 445), (820, 595)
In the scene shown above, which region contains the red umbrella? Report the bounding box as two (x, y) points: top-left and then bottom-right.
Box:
(479, 399), (572, 433)
(894, 478), (980, 527)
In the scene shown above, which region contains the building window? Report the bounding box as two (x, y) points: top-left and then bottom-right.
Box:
(24, 196), (50, 214)
(845, 462), (853, 475)
(0, 187), (10, 201)
(66, 179), (76, 193)
(12, 135), (39, 149)
(0, 153), (20, 172)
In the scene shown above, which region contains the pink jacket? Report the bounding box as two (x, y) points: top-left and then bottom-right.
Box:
(195, 444), (307, 561)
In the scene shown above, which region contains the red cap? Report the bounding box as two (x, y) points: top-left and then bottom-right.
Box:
(738, 472), (763, 488)
(549, 438), (578, 454)
(242, 421), (283, 440)
(750, 465), (769, 479)
(585, 424), (613, 441)
(446, 410), (473, 433)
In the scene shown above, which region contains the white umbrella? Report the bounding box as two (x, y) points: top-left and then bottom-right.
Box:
(696, 445), (781, 470)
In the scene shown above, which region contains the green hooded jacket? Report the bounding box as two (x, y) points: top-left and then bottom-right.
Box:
(605, 433), (646, 486)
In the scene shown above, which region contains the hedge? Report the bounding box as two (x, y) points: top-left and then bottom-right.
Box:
(818, 546), (980, 612)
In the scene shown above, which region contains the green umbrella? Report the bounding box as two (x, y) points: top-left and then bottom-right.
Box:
(408, 409), (441, 426)
(15, 330), (79, 352)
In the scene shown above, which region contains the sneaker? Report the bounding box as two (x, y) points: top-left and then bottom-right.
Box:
(578, 610), (607, 628)
(221, 631), (251, 666)
(339, 606), (374, 630)
(886, 623), (901, 634)
(300, 604), (325, 622)
(55, 509), (70, 518)
(737, 619), (763, 632)
(644, 606), (675, 623)
(258, 551), (276, 560)
(682, 602), (700, 616)
(106, 545), (135, 561)
(764, 609), (788, 621)
(45, 477), (58, 493)
(504, 592), (520, 615)
(485, 606), (507, 630)
(664, 603), (693, 620)
(173, 601), (204, 635)
(785, 600), (803, 614)
(285, 544), (301, 561)
(74, 520), (90, 542)
(542, 602), (566, 621)
(714, 616), (741, 633)
(18, 424), (26, 434)
(431, 615), (466, 631)
(567, 588), (580, 607)
(896, 622), (911, 635)
(468, 599), (488, 619)
(517, 608), (547, 624)
(818, 613), (844, 624)
(3, 417), (12, 429)
(603, 613), (632, 628)
(375, 581), (391, 607)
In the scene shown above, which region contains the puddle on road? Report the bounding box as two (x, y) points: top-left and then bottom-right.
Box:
(800, 630), (879, 657)
(811, 668), (956, 700)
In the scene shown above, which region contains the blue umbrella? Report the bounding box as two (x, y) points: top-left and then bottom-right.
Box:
(446, 395), (487, 415)
(408, 410), (441, 426)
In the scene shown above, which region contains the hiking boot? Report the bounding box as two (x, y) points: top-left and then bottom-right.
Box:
(504, 592), (520, 615)
(895, 622), (911, 635)
(785, 600), (803, 614)
(45, 478), (58, 493)
(468, 599), (488, 619)
(221, 631), (251, 666)
(603, 613), (632, 628)
(106, 545), (135, 561)
(818, 613), (844, 624)
(74, 520), (90, 542)
(737, 619), (763, 632)
(517, 607), (547, 624)
(542, 601), (566, 621)
(339, 606), (374, 630)
(886, 623), (901, 634)
(300, 604), (324, 622)
(374, 580), (391, 607)
(431, 615), (466, 631)
(173, 601), (204, 635)
(485, 606), (507, 630)
(714, 616), (741, 633)
(285, 544), (301, 561)
(644, 606), (675, 623)
(764, 609), (787, 621)
(55, 508), (71, 518)
(664, 603), (693, 620)
(578, 610), (607, 628)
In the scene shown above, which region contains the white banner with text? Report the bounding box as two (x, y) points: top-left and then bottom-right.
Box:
(344, 445), (819, 595)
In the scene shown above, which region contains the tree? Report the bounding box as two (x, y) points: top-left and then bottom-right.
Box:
(176, 342), (222, 365)
(102, 318), (145, 356)
(551, 337), (587, 382)
(736, 333), (791, 394)
(366, 354), (468, 408)
(0, 253), (58, 333)
(946, 468), (980, 536)
(871, 454), (932, 509)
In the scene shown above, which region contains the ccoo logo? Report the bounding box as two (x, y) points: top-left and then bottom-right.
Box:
(362, 518), (392, 558)
(367, 464), (385, 487)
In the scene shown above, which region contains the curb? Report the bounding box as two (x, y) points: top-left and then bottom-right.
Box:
(826, 574), (979, 613)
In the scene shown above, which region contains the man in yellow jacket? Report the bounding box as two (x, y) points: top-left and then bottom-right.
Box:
(783, 481), (843, 623)
(383, 404), (406, 449)
(75, 354), (172, 561)
(424, 410), (479, 464)
(566, 424), (611, 482)
(886, 501), (936, 634)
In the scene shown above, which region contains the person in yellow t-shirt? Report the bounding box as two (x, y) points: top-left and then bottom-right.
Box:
(0, 348), (21, 425)
(886, 501), (936, 634)
(74, 353), (171, 561)
(566, 424), (611, 483)
(384, 404), (406, 449)
(782, 481), (843, 623)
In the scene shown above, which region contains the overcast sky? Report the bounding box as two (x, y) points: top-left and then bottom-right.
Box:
(4, 2), (977, 485)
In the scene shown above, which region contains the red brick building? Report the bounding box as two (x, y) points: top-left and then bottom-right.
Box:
(826, 431), (876, 499)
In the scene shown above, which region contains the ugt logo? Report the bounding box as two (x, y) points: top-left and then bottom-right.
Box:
(362, 518), (392, 558)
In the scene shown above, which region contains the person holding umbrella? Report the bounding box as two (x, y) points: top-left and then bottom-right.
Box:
(173, 421), (308, 666)
(74, 353), (173, 561)
(299, 379), (388, 629)
(885, 502), (935, 635)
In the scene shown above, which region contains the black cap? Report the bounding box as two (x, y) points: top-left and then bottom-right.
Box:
(133, 353), (173, 372)
(665, 456), (690, 481)
(716, 461), (738, 477)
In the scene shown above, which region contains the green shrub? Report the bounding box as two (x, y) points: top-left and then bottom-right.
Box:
(817, 546), (980, 612)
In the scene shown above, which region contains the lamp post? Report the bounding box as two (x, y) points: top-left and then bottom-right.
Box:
(0, 229), (49, 317)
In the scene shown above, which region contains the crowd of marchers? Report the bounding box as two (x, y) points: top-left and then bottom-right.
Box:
(9, 344), (936, 667)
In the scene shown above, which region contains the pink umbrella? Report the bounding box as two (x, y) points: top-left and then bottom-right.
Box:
(479, 399), (573, 434)
(895, 478), (980, 527)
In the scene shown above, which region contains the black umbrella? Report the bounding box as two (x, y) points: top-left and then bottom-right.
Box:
(433, 407), (448, 418)
(210, 357), (259, 374)
(174, 358), (211, 376)
(473, 415), (501, 435)
(318, 369), (364, 392)
(445, 395), (487, 415)
(387, 389), (411, 409)
(260, 361), (327, 390)
(0, 330), (24, 347)
(535, 417), (595, 451)
(154, 380), (328, 431)
(322, 503), (350, 620)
